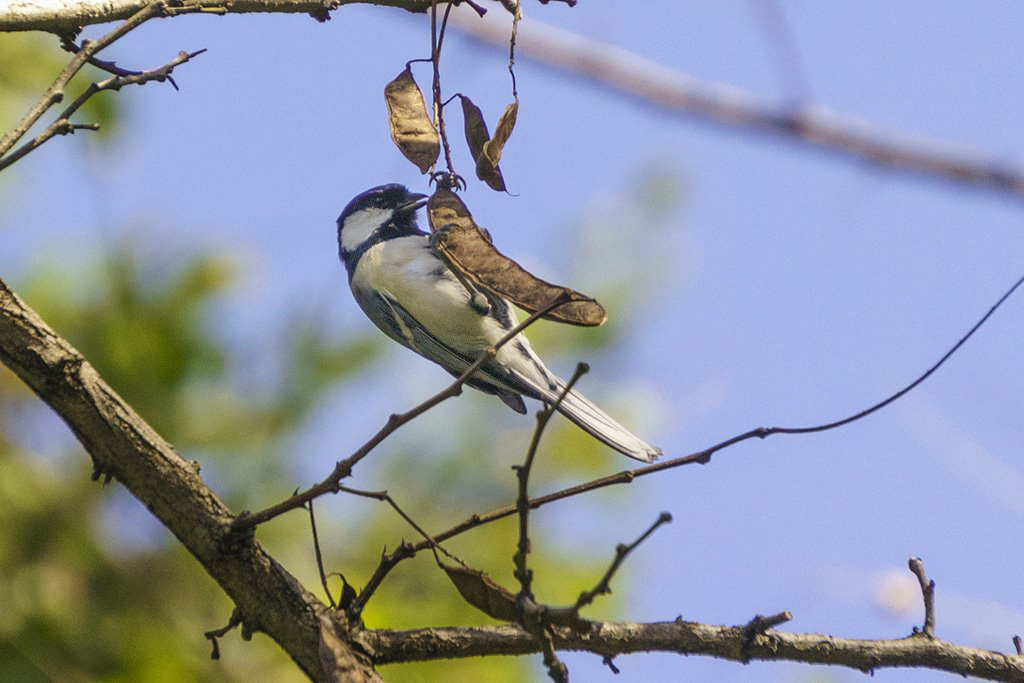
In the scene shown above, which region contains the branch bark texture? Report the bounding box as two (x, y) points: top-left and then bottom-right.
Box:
(363, 621), (1024, 682)
(0, 0), (434, 32)
(0, 278), (377, 683)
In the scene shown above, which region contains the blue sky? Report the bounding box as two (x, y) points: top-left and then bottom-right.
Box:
(4, 2), (1024, 681)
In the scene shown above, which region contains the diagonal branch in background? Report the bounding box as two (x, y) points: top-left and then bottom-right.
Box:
(0, 277), (374, 682)
(451, 11), (1024, 201)
(361, 618), (1024, 681)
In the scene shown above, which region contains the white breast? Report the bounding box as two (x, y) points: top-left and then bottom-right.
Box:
(351, 236), (509, 354)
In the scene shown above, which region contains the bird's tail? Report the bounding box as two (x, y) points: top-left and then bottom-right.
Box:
(549, 378), (661, 463)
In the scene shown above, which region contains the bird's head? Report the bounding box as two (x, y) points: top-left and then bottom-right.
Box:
(337, 184), (428, 266)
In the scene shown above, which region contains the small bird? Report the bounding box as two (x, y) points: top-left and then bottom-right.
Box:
(336, 183), (661, 463)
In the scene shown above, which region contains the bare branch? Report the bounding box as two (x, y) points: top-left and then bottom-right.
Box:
(908, 557), (936, 639)
(307, 499), (336, 608)
(362, 619), (1024, 681)
(0, 0), (449, 33)
(451, 12), (1024, 202)
(406, 270), (1024, 552)
(0, 46), (205, 173)
(570, 512), (671, 615)
(513, 362), (587, 599)
(232, 293), (574, 530)
(0, 0), (167, 162)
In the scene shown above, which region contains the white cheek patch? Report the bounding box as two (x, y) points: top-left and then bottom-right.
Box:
(341, 207), (390, 253)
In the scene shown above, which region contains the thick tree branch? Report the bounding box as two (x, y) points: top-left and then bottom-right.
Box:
(0, 0), (444, 33)
(452, 11), (1024, 202)
(0, 277), (377, 683)
(361, 620), (1024, 681)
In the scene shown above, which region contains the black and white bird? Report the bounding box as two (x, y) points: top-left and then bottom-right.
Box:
(336, 183), (661, 463)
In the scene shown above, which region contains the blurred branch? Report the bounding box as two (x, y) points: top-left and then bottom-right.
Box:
(0, 277), (376, 682)
(451, 11), (1024, 201)
(362, 619), (1024, 681)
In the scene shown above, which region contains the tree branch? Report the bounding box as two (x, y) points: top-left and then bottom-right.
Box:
(361, 619), (1024, 681)
(232, 293), (573, 531)
(0, 0), (449, 33)
(451, 11), (1024, 202)
(0, 0), (166, 161)
(0, 277), (377, 683)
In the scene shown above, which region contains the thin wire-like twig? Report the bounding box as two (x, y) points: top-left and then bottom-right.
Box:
(430, 0), (457, 175)
(513, 362), (587, 598)
(232, 293), (575, 531)
(401, 271), (1024, 554)
(306, 498), (335, 608)
(339, 484), (467, 617)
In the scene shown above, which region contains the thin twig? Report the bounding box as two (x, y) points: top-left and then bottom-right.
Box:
(307, 498), (335, 608)
(908, 557), (936, 638)
(571, 511), (672, 614)
(513, 362), (587, 599)
(0, 0), (167, 162)
(430, 0), (457, 175)
(0, 46), (205, 173)
(203, 609), (242, 660)
(232, 293), (573, 531)
(402, 271), (1024, 554)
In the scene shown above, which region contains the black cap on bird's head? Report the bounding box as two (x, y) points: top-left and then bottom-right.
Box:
(338, 184), (427, 224)
(337, 184), (429, 270)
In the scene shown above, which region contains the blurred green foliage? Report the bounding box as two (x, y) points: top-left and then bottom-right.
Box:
(0, 170), (676, 680)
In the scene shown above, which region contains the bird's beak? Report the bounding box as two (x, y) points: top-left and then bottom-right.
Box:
(397, 193), (429, 213)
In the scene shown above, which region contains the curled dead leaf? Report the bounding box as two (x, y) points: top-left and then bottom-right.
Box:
(441, 562), (518, 622)
(482, 97), (518, 169)
(458, 95), (518, 192)
(384, 65), (439, 174)
(427, 187), (607, 326)
(459, 94), (506, 192)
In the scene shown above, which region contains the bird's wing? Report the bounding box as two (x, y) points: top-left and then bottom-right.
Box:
(353, 285), (531, 399)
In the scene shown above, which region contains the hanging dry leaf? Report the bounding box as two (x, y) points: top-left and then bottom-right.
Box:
(459, 94), (507, 192)
(428, 187), (607, 327)
(481, 97), (518, 169)
(441, 563), (519, 622)
(383, 65), (439, 174)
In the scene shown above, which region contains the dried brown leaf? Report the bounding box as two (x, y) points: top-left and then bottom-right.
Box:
(442, 563), (519, 622)
(482, 97), (518, 168)
(383, 65), (439, 174)
(459, 94), (506, 191)
(428, 187), (607, 326)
